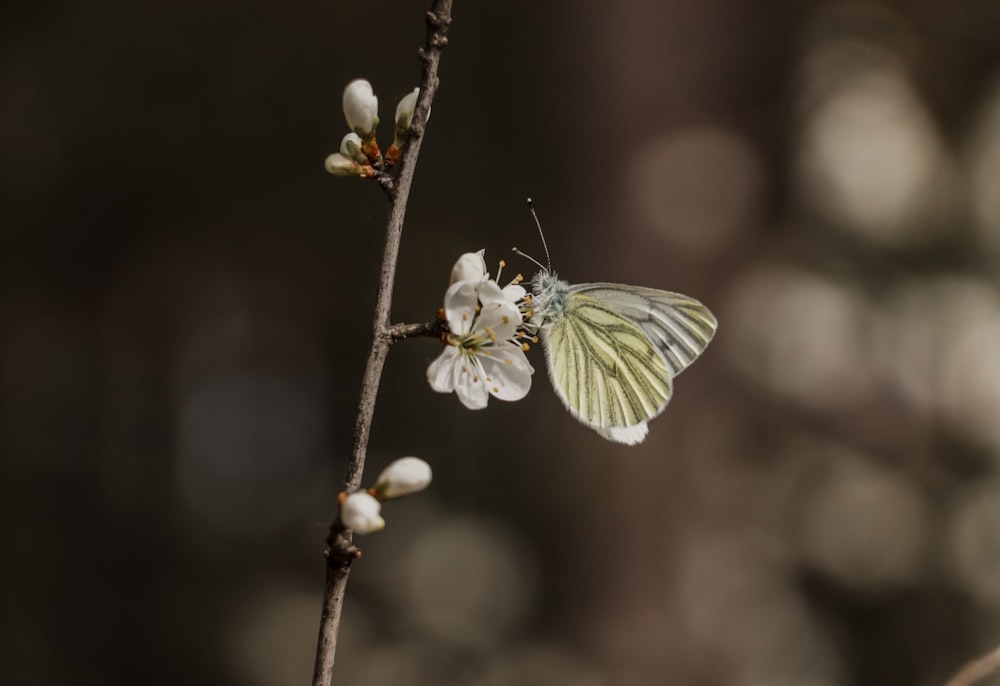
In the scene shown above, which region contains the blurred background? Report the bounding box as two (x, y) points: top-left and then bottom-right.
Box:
(3, 0), (1000, 684)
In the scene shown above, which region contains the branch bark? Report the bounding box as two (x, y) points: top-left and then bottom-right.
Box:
(310, 2), (453, 685)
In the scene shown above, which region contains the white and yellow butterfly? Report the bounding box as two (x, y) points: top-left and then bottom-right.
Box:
(523, 204), (717, 445)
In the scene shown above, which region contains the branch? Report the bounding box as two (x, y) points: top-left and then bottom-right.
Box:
(390, 319), (446, 340)
(310, 2), (453, 685)
(944, 643), (1000, 686)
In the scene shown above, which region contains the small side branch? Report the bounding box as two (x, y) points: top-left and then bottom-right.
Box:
(390, 320), (446, 341)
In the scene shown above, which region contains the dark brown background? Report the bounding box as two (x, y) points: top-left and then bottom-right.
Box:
(4, 1), (1000, 684)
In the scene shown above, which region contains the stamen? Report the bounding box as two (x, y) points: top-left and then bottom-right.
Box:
(521, 343), (530, 352)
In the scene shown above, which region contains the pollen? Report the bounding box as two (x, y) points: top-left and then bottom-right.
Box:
(515, 273), (523, 284)
(505, 358), (513, 364)
(473, 375), (479, 382)
(492, 386), (500, 393)
(461, 365), (468, 373)
(483, 349), (493, 356)
(502, 315), (509, 324)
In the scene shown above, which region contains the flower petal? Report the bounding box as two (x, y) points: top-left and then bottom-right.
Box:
(477, 298), (522, 341)
(450, 250), (488, 285)
(427, 345), (460, 393)
(443, 280), (479, 335)
(454, 356), (489, 410)
(478, 341), (534, 401)
(502, 283), (527, 302)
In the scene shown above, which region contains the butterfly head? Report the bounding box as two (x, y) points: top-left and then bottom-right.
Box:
(529, 268), (570, 325)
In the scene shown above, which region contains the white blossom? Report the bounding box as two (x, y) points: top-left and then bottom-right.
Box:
(428, 278), (534, 409)
(343, 78), (379, 138)
(340, 492), (384, 534)
(373, 457), (433, 499)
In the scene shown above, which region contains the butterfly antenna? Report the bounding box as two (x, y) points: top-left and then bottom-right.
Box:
(512, 246), (545, 270)
(526, 197), (552, 270)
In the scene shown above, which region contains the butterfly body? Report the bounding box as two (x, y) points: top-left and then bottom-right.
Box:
(531, 269), (717, 445)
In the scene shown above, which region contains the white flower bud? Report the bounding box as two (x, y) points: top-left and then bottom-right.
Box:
(343, 79), (379, 138)
(373, 457), (433, 499)
(324, 152), (359, 176)
(450, 249), (488, 285)
(395, 88), (419, 125)
(340, 132), (364, 160)
(340, 492), (385, 534)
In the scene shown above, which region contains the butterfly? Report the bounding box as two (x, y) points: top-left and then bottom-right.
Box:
(521, 203), (717, 445)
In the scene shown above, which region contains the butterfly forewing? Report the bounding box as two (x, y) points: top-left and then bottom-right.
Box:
(543, 291), (674, 432)
(569, 283), (717, 377)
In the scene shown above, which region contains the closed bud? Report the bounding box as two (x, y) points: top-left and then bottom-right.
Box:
(340, 132), (365, 162)
(324, 152), (360, 176)
(372, 457), (433, 499)
(340, 492), (385, 534)
(343, 78), (379, 139)
(393, 87), (426, 146)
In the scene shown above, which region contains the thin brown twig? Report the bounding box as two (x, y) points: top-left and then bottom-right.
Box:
(390, 319), (446, 340)
(310, 2), (453, 685)
(944, 643), (1000, 686)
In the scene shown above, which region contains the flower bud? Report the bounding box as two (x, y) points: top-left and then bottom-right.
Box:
(372, 457), (433, 499)
(393, 87), (428, 145)
(340, 132), (365, 162)
(325, 152), (356, 175)
(450, 249), (488, 285)
(340, 492), (384, 534)
(343, 78), (379, 138)
(324, 152), (363, 177)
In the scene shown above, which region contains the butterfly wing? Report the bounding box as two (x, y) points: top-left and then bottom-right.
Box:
(541, 290), (675, 445)
(569, 283), (717, 377)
